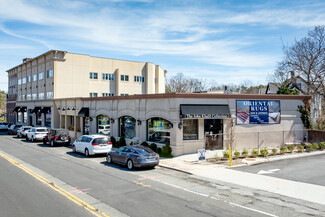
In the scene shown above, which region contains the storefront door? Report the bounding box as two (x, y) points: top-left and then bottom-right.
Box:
(204, 119), (223, 150)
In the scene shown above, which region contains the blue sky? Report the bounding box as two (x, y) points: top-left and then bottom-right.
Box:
(1, 0), (325, 91)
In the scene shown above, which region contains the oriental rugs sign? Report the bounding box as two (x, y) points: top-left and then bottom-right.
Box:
(236, 100), (281, 125)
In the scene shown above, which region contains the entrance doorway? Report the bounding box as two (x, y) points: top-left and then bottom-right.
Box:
(204, 119), (223, 150)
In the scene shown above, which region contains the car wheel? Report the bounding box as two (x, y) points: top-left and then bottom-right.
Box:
(72, 145), (76, 153)
(85, 149), (89, 157)
(127, 159), (134, 170)
(50, 140), (55, 147)
(106, 154), (112, 164)
(43, 139), (47, 145)
(26, 136), (29, 141)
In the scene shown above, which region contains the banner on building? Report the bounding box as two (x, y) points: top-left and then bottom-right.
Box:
(236, 100), (281, 125)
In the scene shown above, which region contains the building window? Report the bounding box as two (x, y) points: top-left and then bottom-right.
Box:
(183, 119), (198, 140)
(18, 79), (21, 85)
(119, 116), (136, 139)
(109, 93), (114, 96)
(27, 76), (31, 83)
(102, 93), (114, 97)
(39, 92), (44, 100)
(23, 112), (27, 123)
(46, 91), (53, 99)
(32, 74), (37, 82)
(90, 72), (98, 79)
(102, 73), (115, 80)
(26, 94), (31, 100)
(109, 74), (114, 80)
(39, 72), (44, 80)
(32, 93), (37, 100)
(120, 94), (129, 96)
(46, 69), (54, 78)
(134, 76), (145, 83)
(121, 75), (129, 81)
(22, 78), (26, 84)
(147, 117), (171, 143)
(89, 93), (98, 97)
(97, 115), (110, 136)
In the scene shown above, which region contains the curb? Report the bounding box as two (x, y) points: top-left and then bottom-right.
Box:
(158, 164), (193, 175)
(267, 150), (325, 162)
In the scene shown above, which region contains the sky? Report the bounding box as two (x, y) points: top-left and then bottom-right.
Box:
(1, 0), (325, 91)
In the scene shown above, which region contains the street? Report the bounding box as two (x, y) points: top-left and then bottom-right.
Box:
(0, 131), (324, 217)
(232, 154), (325, 186)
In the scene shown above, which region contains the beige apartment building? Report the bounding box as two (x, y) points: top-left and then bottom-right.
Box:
(7, 50), (166, 125)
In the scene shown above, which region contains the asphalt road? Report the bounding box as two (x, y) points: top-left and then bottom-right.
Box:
(0, 131), (324, 217)
(232, 154), (325, 186)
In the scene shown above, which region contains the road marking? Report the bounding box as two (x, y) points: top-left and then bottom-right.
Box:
(257, 169), (280, 175)
(229, 202), (278, 217)
(133, 181), (151, 188)
(0, 152), (110, 217)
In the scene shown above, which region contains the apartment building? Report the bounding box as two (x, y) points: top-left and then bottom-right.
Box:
(7, 50), (166, 126)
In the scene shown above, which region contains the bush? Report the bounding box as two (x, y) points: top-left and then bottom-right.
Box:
(241, 148), (248, 157)
(287, 144), (294, 153)
(280, 146), (287, 154)
(110, 136), (117, 147)
(130, 141), (134, 146)
(251, 149), (259, 158)
(297, 144), (304, 152)
(312, 143), (319, 150)
(260, 148), (269, 157)
(306, 143), (313, 152)
(149, 143), (157, 152)
(141, 141), (149, 147)
(234, 150), (240, 158)
(319, 142), (325, 150)
(272, 148), (278, 155)
(161, 141), (172, 157)
(157, 147), (162, 154)
(223, 150), (229, 158)
(119, 136), (126, 147)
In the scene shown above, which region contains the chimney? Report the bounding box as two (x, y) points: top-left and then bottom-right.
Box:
(23, 58), (32, 63)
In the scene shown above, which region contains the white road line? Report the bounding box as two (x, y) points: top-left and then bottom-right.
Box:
(229, 202), (278, 217)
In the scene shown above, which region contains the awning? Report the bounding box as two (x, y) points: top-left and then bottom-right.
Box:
(40, 107), (51, 114)
(32, 107), (41, 113)
(19, 107), (27, 112)
(180, 104), (231, 119)
(78, 107), (89, 117)
(13, 107), (21, 112)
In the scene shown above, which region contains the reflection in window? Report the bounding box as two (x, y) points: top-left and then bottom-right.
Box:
(183, 119), (198, 140)
(97, 115), (110, 136)
(119, 116), (136, 139)
(147, 117), (171, 143)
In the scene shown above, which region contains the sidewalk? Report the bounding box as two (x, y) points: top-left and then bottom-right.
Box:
(159, 150), (325, 206)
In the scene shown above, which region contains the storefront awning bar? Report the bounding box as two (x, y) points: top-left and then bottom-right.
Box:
(19, 107), (27, 112)
(40, 107), (51, 114)
(180, 104), (231, 119)
(78, 107), (89, 117)
(13, 107), (21, 112)
(32, 107), (41, 113)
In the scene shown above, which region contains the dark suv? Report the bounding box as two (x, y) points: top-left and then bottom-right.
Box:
(43, 129), (70, 146)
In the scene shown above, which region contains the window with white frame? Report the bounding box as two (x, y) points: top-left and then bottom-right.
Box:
(89, 92), (98, 97)
(134, 76), (145, 83)
(46, 91), (53, 99)
(102, 73), (115, 81)
(32, 74), (37, 82)
(32, 93), (37, 100)
(39, 92), (44, 100)
(27, 76), (31, 83)
(18, 79), (21, 85)
(120, 93), (129, 96)
(90, 72), (98, 79)
(46, 69), (54, 78)
(39, 72), (44, 80)
(22, 78), (26, 84)
(26, 94), (31, 100)
(121, 75), (129, 81)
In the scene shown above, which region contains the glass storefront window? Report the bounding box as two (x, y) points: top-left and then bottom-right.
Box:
(183, 119), (198, 140)
(37, 112), (42, 126)
(204, 119), (223, 135)
(119, 116), (135, 139)
(84, 117), (90, 135)
(97, 115), (110, 135)
(147, 117), (171, 143)
(45, 111), (51, 127)
(17, 112), (22, 123)
(23, 112), (27, 123)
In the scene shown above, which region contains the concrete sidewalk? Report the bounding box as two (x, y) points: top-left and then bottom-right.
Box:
(159, 151), (325, 206)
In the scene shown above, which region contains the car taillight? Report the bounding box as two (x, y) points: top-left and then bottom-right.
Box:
(35, 133), (39, 135)
(92, 143), (99, 146)
(22, 130), (25, 132)
(108, 142), (112, 145)
(55, 136), (59, 140)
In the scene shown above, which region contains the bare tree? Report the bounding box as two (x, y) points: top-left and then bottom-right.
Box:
(166, 73), (209, 93)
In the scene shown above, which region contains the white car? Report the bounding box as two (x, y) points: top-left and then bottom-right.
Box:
(72, 135), (112, 157)
(98, 125), (110, 135)
(0, 122), (8, 130)
(26, 127), (48, 142)
(17, 126), (32, 138)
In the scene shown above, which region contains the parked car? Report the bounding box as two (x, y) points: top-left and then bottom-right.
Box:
(26, 127), (48, 142)
(17, 126), (32, 138)
(72, 135), (112, 157)
(8, 124), (23, 135)
(0, 122), (9, 131)
(106, 145), (159, 170)
(43, 129), (71, 146)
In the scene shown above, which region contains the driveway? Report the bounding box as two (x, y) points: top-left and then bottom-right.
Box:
(232, 154), (325, 186)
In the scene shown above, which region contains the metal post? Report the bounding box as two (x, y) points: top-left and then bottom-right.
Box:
(229, 145), (232, 166)
(257, 132), (260, 151)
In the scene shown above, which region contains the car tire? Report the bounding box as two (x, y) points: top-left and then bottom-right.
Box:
(106, 154), (112, 164)
(72, 145), (76, 153)
(43, 139), (47, 145)
(26, 136), (29, 141)
(127, 159), (134, 170)
(85, 149), (89, 157)
(51, 140), (55, 147)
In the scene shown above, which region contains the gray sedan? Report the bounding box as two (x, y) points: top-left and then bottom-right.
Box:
(106, 145), (159, 170)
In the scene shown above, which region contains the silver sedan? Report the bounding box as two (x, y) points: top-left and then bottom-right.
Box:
(106, 145), (159, 170)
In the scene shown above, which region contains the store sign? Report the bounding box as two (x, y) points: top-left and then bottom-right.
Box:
(182, 114), (230, 119)
(236, 100), (281, 125)
(198, 149), (206, 161)
(153, 120), (164, 131)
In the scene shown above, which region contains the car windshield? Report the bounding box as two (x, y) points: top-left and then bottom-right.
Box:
(15, 125), (22, 128)
(37, 129), (47, 132)
(133, 146), (154, 154)
(93, 138), (109, 144)
(24, 127), (31, 130)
